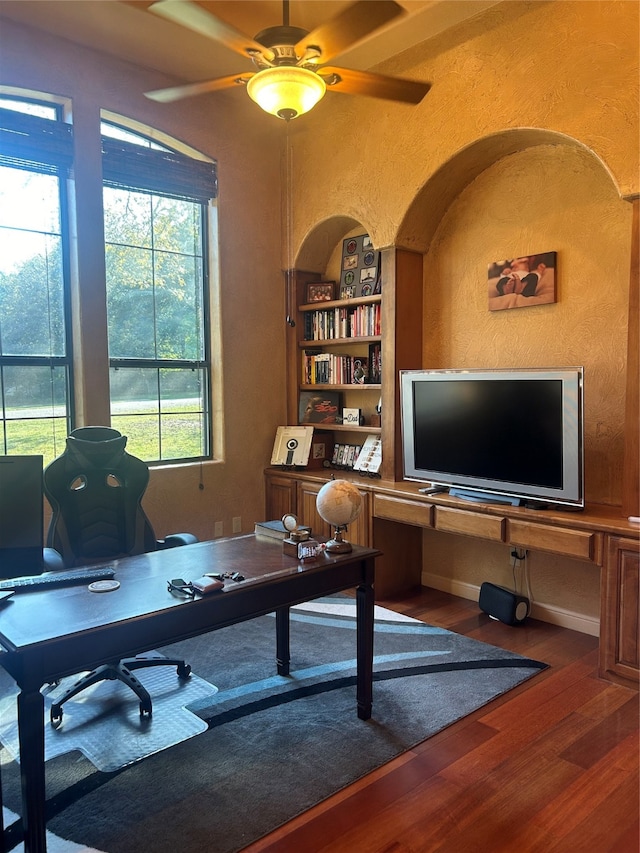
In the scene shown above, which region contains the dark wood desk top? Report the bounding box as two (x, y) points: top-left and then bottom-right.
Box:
(0, 534), (381, 853)
(0, 535), (380, 684)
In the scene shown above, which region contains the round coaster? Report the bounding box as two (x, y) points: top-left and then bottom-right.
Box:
(88, 579), (120, 593)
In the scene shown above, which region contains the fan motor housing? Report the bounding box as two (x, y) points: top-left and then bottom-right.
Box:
(254, 25), (308, 48)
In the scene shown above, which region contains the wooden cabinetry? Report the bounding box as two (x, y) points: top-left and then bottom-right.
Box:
(600, 535), (640, 686)
(264, 472), (297, 522)
(264, 468), (639, 687)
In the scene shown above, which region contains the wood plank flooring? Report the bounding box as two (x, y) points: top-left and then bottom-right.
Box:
(243, 587), (639, 853)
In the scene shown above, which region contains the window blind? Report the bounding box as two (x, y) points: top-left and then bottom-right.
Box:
(0, 107), (73, 174)
(101, 136), (218, 203)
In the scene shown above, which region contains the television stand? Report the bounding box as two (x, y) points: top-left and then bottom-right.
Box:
(448, 488), (521, 506)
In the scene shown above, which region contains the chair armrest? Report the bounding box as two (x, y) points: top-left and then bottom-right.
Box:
(158, 533), (199, 549)
(43, 547), (66, 571)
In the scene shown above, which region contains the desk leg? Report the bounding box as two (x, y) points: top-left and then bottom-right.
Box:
(356, 558), (375, 720)
(276, 606), (290, 676)
(17, 689), (47, 853)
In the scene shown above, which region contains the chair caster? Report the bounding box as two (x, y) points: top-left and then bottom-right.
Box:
(177, 662), (192, 679)
(139, 699), (152, 718)
(50, 705), (63, 729)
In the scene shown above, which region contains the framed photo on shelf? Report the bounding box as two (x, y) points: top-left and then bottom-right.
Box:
(299, 390), (342, 425)
(341, 234), (380, 298)
(342, 407), (362, 426)
(340, 283), (356, 300)
(306, 281), (335, 303)
(270, 426), (314, 467)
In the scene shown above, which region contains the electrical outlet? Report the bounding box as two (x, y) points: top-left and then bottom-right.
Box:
(214, 521), (223, 538)
(510, 547), (526, 567)
(232, 516), (241, 534)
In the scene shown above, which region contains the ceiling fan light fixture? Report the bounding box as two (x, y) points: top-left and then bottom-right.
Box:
(246, 66), (326, 120)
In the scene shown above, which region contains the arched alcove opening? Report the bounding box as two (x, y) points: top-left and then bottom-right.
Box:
(295, 215), (374, 273)
(393, 130), (632, 508)
(396, 128), (621, 254)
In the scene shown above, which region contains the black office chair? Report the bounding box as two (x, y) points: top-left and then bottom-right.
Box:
(43, 426), (198, 728)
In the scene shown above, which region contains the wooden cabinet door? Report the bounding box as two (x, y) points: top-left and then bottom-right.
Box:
(297, 480), (370, 547)
(600, 535), (640, 687)
(265, 473), (297, 521)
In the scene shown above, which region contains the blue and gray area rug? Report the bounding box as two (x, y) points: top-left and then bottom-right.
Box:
(1, 597), (546, 853)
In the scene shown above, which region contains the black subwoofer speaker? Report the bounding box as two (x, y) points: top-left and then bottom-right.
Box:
(479, 582), (529, 625)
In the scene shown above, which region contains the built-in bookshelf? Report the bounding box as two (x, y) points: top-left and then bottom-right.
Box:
(298, 293), (382, 438)
(284, 242), (423, 481)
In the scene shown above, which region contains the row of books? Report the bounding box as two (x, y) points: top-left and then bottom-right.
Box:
(303, 303), (381, 341)
(302, 342), (382, 386)
(303, 351), (370, 385)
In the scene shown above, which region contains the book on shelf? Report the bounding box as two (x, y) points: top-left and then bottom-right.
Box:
(255, 520), (312, 540)
(368, 343), (382, 383)
(351, 355), (368, 384)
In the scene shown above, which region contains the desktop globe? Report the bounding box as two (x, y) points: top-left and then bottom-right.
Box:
(316, 479), (363, 553)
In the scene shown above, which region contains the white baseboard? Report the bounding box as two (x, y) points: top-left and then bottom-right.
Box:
(422, 572), (600, 637)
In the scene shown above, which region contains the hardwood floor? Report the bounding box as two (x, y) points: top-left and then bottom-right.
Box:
(243, 587), (639, 853)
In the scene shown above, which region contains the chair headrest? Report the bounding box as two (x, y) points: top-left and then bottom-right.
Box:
(66, 427), (128, 465)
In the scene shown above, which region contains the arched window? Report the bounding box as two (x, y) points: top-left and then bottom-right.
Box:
(0, 97), (73, 462)
(101, 120), (216, 462)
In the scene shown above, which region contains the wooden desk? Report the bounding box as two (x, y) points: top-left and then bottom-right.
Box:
(0, 535), (379, 853)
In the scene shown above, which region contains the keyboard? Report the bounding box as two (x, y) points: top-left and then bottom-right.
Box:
(0, 567), (115, 592)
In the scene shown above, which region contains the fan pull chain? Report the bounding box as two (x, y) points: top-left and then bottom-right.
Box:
(285, 122), (295, 327)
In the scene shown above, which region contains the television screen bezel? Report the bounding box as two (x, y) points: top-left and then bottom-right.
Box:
(399, 367), (584, 509)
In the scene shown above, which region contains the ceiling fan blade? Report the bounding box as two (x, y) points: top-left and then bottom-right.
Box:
(320, 67), (430, 104)
(296, 0), (405, 64)
(148, 0), (266, 59)
(145, 72), (253, 103)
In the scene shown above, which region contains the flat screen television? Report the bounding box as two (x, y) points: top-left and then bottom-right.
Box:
(400, 368), (584, 509)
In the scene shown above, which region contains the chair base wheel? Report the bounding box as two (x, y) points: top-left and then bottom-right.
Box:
(177, 662), (192, 679)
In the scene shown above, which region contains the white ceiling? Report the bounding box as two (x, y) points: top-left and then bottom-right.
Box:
(0, 1), (501, 87)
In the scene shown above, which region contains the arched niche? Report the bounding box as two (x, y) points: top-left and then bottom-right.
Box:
(294, 215), (377, 274)
(396, 128), (622, 254)
(394, 127), (637, 513)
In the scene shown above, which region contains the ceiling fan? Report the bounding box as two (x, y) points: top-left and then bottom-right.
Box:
(142, 0), (431, 120)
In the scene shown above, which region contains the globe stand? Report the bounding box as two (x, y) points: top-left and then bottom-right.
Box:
(325, 525), (352, 553)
